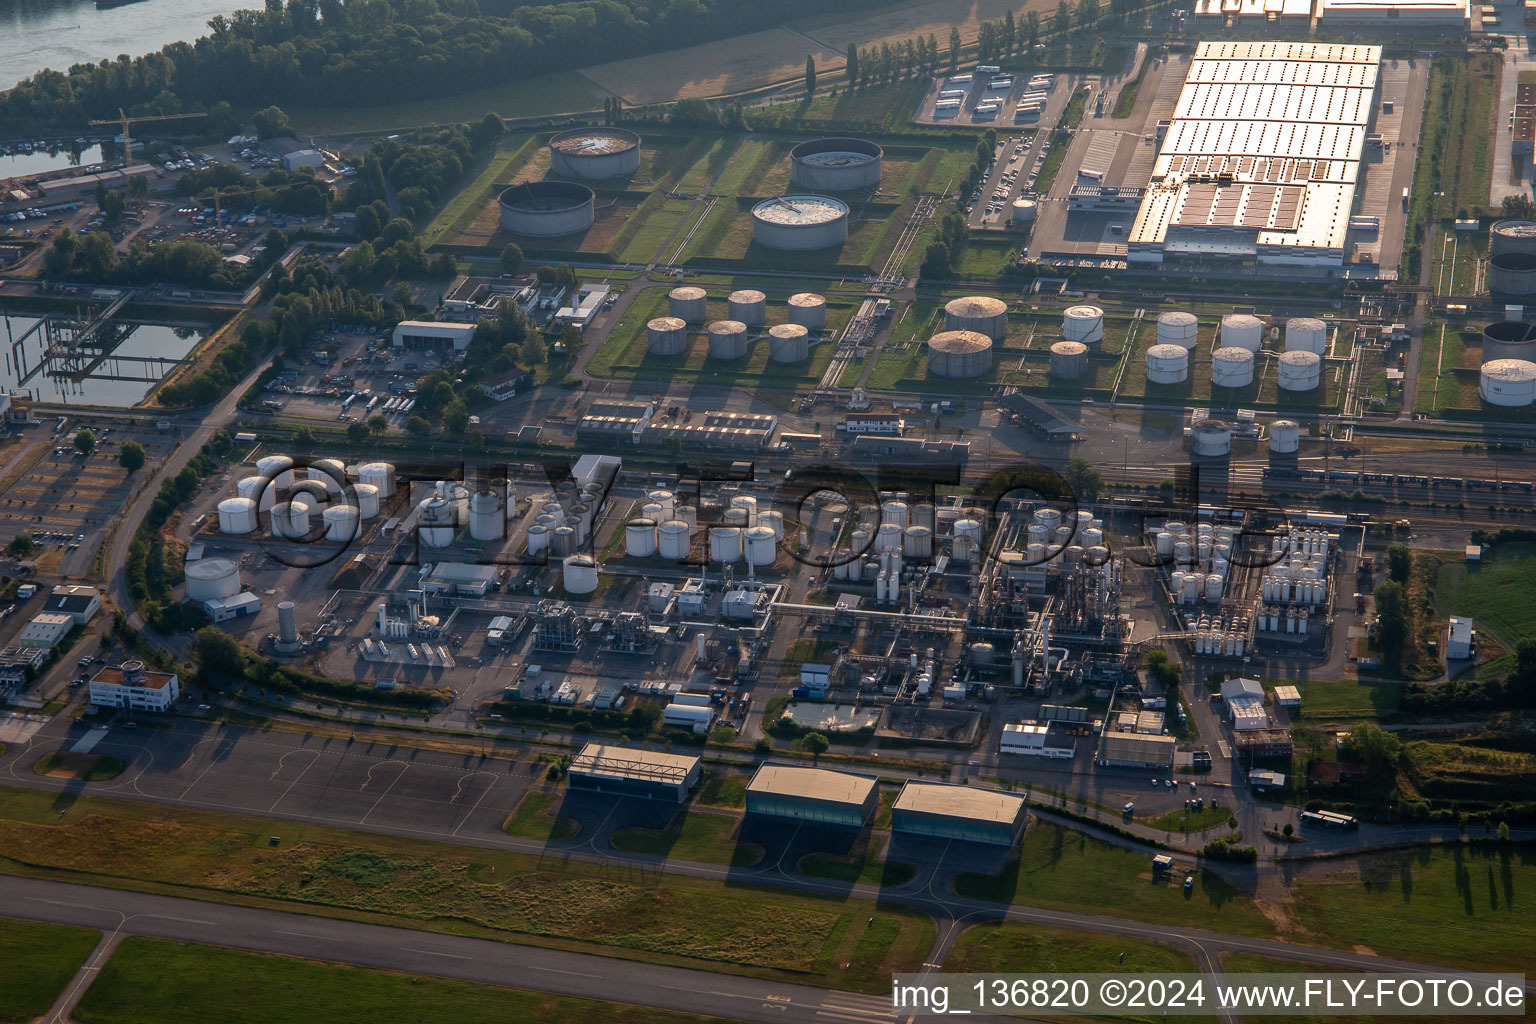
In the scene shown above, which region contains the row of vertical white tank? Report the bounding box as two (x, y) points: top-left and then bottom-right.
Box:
(1188, 616), (1249, 657)
(524, 477), (612, 557)
(1192, 417), (1305, 459)
(1257, 606), (1312, 633)
(624, 490), (787, 566)
(1146, 314), (1326, 388)
(652, 287), (826, 360)
(219, 457), (398, 537)
(1155, 520), (1236, 605)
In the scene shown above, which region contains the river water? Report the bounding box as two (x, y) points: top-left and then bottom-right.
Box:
(1, 0), (243, 92)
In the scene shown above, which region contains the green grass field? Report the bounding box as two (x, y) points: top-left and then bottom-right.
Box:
(1434, 541), (1536, 647)
(695, 770), (750, 809)
(797, 834), (915, 888)
(73, 937), (726, 1024)
(1287, 679), (1401, 721)
(31, 752), (125, 782)
(1143, 804), (1231, 833)
(424, 135), (538, 247)
(0, 916), (100, 1024)
(503, 791), (581, 842)
(1219, 954), (1446, 1024)
(286, 72), (612, 135)
(610, 809), (765, 867)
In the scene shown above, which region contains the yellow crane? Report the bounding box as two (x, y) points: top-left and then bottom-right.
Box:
(86, 109), (207, 163)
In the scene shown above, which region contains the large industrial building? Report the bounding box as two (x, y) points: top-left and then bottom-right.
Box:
(1127, 41), (1382, 267)
(744, 763), (880, 826)
(568, 743), (700, 802)
(890, 781), (1029, 846)
(1314, 0), (1469, 29)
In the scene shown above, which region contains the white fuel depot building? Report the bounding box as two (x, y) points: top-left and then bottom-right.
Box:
(998, 722), (1076, 759)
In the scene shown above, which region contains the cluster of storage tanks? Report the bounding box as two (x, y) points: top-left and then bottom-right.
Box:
(1260, 529), (1333, 608)
(524, 477), (612, 558)
(1003, 506), (1111, 571)
(1257, 606), (1312, 634)
(623, 491), (785, 568)
(1491, 219), (1536, 294)
(1048, 305), (1103, 382)
(1187, 614), (1249, 657)
(649, 288), (826, 361)
(219, 457), (396, 539)
(1155, 520), (1237, 603)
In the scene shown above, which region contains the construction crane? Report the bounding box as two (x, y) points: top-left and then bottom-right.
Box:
(86, 109), (207, 164)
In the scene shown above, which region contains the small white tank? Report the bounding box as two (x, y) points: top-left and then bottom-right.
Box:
(551, 525), (576, 556)
(1050, 340), (1088, 379)
(1479, 358), (1536, 406)
(271, 501), (310, 540)
(730, 494), (759, 525)
(1277, 350), (1323, 391)
(469, 492), (505, 542)
(418, 496), (455, 548)
(626, 518), (658, 557)
(768, 323), (810, 362)
(744, 525), (777, 566)
(1156, 311), (1199, 350)
(527, 524), (550, 554)
(308, 458), (347, 493)
(647, 489), (677, 519)
(1285, 317), (1327, 354)
(356, 461), (396, 497)
(1205, 573), (1224, 602)
(218, 497), (258, 535)
(1063, 304), (1104, 343)
(646, 316), (689, 356)
(256, 454), (295, 488)
(882, 501), (909, 529)
(727, 288), (767, 326)
(323, 504), (361, 543)
(675, 504), (698, 529)
(184, 557), (241, 601)
(1146, 343), (1190, 384)
(669, 285), (707, 322)
(353, 483), (380, 519)
(759, 509), (785, 540)
(1211, 347), (1255, 388)
(876, 522), (903, 554)
(787, 292), (828, 330)
(1219, 313), (1264, 352)
(237, 475), (278, 512)
(562, 554), (599, 595)
(1269, 419), (1301, 454)
(1191, 419), (1232, 457)
(709, 526), (743, 562)
(658, 520), (691, 559)
(954, 518), (984, 548)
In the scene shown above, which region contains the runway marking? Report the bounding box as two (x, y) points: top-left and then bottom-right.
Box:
(25, 897), (102, 911)
(267, 749), (322, 812)
(527, 966), (599, 978)
(274, 930), (343, 941)
(142, 914), (217, 926)
(399, 947), (472, 960)
(358, 762), (411, 824)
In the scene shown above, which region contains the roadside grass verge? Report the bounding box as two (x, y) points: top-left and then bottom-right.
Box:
(0, 916), (100, 1023)
(1143, 804), (1231, 834)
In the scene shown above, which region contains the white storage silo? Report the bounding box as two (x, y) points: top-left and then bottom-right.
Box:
(709, 526), (743, 562)
(185, 557), (241, 601)
(237, 475), (276, 512)
(308, 458), (347, 494)
(744, 525), (777, 566)
(1010, 196), (1038, 225)
(356, 462), (396, 498)
(646, 489), (676, 519)
(418, 496), (455, 547)
(1219, 313), (1264, 352)
(1277, 350), (1323, 391)
(323, 504), (361, 543)
(1156, 311), (1199, 350)
(551, 525), (576, 556)
(1285, 318), (1327, 354)
(218, 497), (259, 535)
(675, 504), (698, 529)
(470, 492), (505, 542)
(647, 317), (689, 356)
(1269, 420), (1301, 454)
(944, 295), (1008, 340)
(1211, 347), (1255, 388)
(953, 517), (984, 550)
(875, 522), (902, 554)
(441, 482), (471, 525)
(1191, 419), (1231, 457)
(1062, 305), (1104, 344)
(527, 524), (550, 555)
(1146, 343), (1190, 384)
(562, 555), (599, 595)
(669, 285), (707, 322)
(882, 501), (909, 529)
(626, 518), (658, 557)
(759, 509), (785, 540)
(270, 502), (310, 540)
(353, 483), (380, 520)
(903, 525), (933, 558)
(1205, 573), (1224, 602)
(1050, 340), (1088, 380)
(730, 495), (759, 525)
(768, 323), (811, 362)
(1479, 358), (1536, 406)
(787, 292), (827, 330)
(256, 454), (295, 488)
(706, 320), (749, 360)
(728, 289), (767, 326)
(658, 520), (691, 560)
(723, 508), (749, 529)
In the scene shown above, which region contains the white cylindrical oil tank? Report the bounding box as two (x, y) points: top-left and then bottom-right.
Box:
(751, 195), (849, 250)
(669, 285), (707, 322)
(1171, 570), (1186, 596)
(1211, 346), (1255, 388)
(944, 295), (1008, 340)
(1277, 350), (1323, 391)
(647, 490), (676, 519)
(913, 503), (935, 530)
(1027, 522), (1049, 546)
(1156, 311), (1199, 350)
(308, 458), (346, 494)
(706, 320), (750, 360)
(547, 127), (641, 179)
(1146, 343), (1190, 384)
(356, 462), (396, 497)
(1034, 507), (1062, 533)
(647, 317), (689, 356)
(323, 504), (361, 543)
(441, 482), (470, 525)
(787, 292), (828, 330)
(236, 475), (277, 512)
(256, 454), (295, 488)
(1063, 544), (1084, 564)
(418, 496), (455, 547)
(289, 481), (325, 513)
(927, 330), (994, 378)
(850, 528), (872, 559)
(882, 501), (909, 529)
(562, 555), (599, 595)
(626, 518), (658, 557)
(1206, 573), (1224, 602)
(875, 522), (902, 554)
(640, 501), (665, 523)
(352, 483), (380, 520)
(1050, 340), (1088, 380)
(1083, 526), (1104, 547)
(744, 525), (777, 566)
(675, 505), (698, 529)
(271, 501), (310, 540)
(498, 181), (596, 236)
(728, 289), (767, 326)
(1063, 304), (1104, 344)
(730, 494), (758, 524)
(710, 526), (743, 562)
(1026, 541), (1047, 563)
(1479, 358), (1536, 405)
(1086, 544), (1110, 566)
(1269, 419), (1301, 454)
(759, 509), (784, 540)
(277, 602), (298, 644)
(954, 517), (984, 549)
(1219, 313), (1264, 352)
(551, 525), (576, 556)
(527, 524), (549, 555)
(1011, 196), (1038, 225)
(1285, 317), (1327, 354)
(184, 557), (240, 601)
(903, 525), (933, 558)
(1191, 419), (1232, 457)
(218, 497), (259, 535)
(469, 492), (505, 542)
(768, 323), (811, 362)
(658, 520), (691, 559)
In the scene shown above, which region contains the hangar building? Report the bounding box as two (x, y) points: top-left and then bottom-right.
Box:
(891, 781), (1029, 846)
(568, 743), (700, 802)
(745, 764), (880, 827)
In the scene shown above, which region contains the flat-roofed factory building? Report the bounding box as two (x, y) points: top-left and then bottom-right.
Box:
(568, 743), (700, 803)
(745, 764), (879, 827)
(890, 781), (1029, 846)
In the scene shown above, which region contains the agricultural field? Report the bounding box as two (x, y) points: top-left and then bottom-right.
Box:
(585, 285), (848, 385)
(1434, 541), (1536, 647)
(0, 916), (101, 1024)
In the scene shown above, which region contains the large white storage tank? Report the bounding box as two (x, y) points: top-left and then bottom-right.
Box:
(527, 524), (550, 555)
(353, 483), (380, 520)
(1479, 358), (1536, 405)
(418, 496), (455, 547)
(727, 289), (767, 326)
(1050, 340), (1088, 380)
(1269, 419), (1301, 454)
(1277, 350), (1323, 391)
(626, 518), (658, 557)
(1219, 314), (1264, 352)
(1146, 343), (1190, 384)
(1211, 346), (1255, 388)
(945, 295), (1008, 340)
(668, 286), (707, 322)
(903, 525), (933, 558)
(308, 458), (347, 494)
(709, 526), (743, 562)
(256, 454), (295, 488)
(927, 330), (994, 378)
(768, 323), (811, 362)
(562, 555), (599, 595)
(356, 462), (396, 498)
(1063, 304), (1104, 344)
(706, 320), (750, 360)
(1010, 196), (1038, 225)
(658, 520), (691, 560)
(323, 504), (361, 543)
(1156, 311), (1199, 350)
(1284, 318), (1327, 354)
(787, 292), (827, 330)
(236, 475), (277, 511)
(744, 525), (777, 566)
(469, 492), (505, 541)
(185, 557), (241, 601)
(218, 498), (259, 536)
(647, 317), (689, 356)
(1191, 419), (1232, 457)
(270, 502), (310, 539)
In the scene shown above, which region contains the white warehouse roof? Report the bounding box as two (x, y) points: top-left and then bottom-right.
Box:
(1128, 41), (1382, 267)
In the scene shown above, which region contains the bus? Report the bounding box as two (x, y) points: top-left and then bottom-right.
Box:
(1401, 187), (1410, 211)
(1300, 809), (1359, 830)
